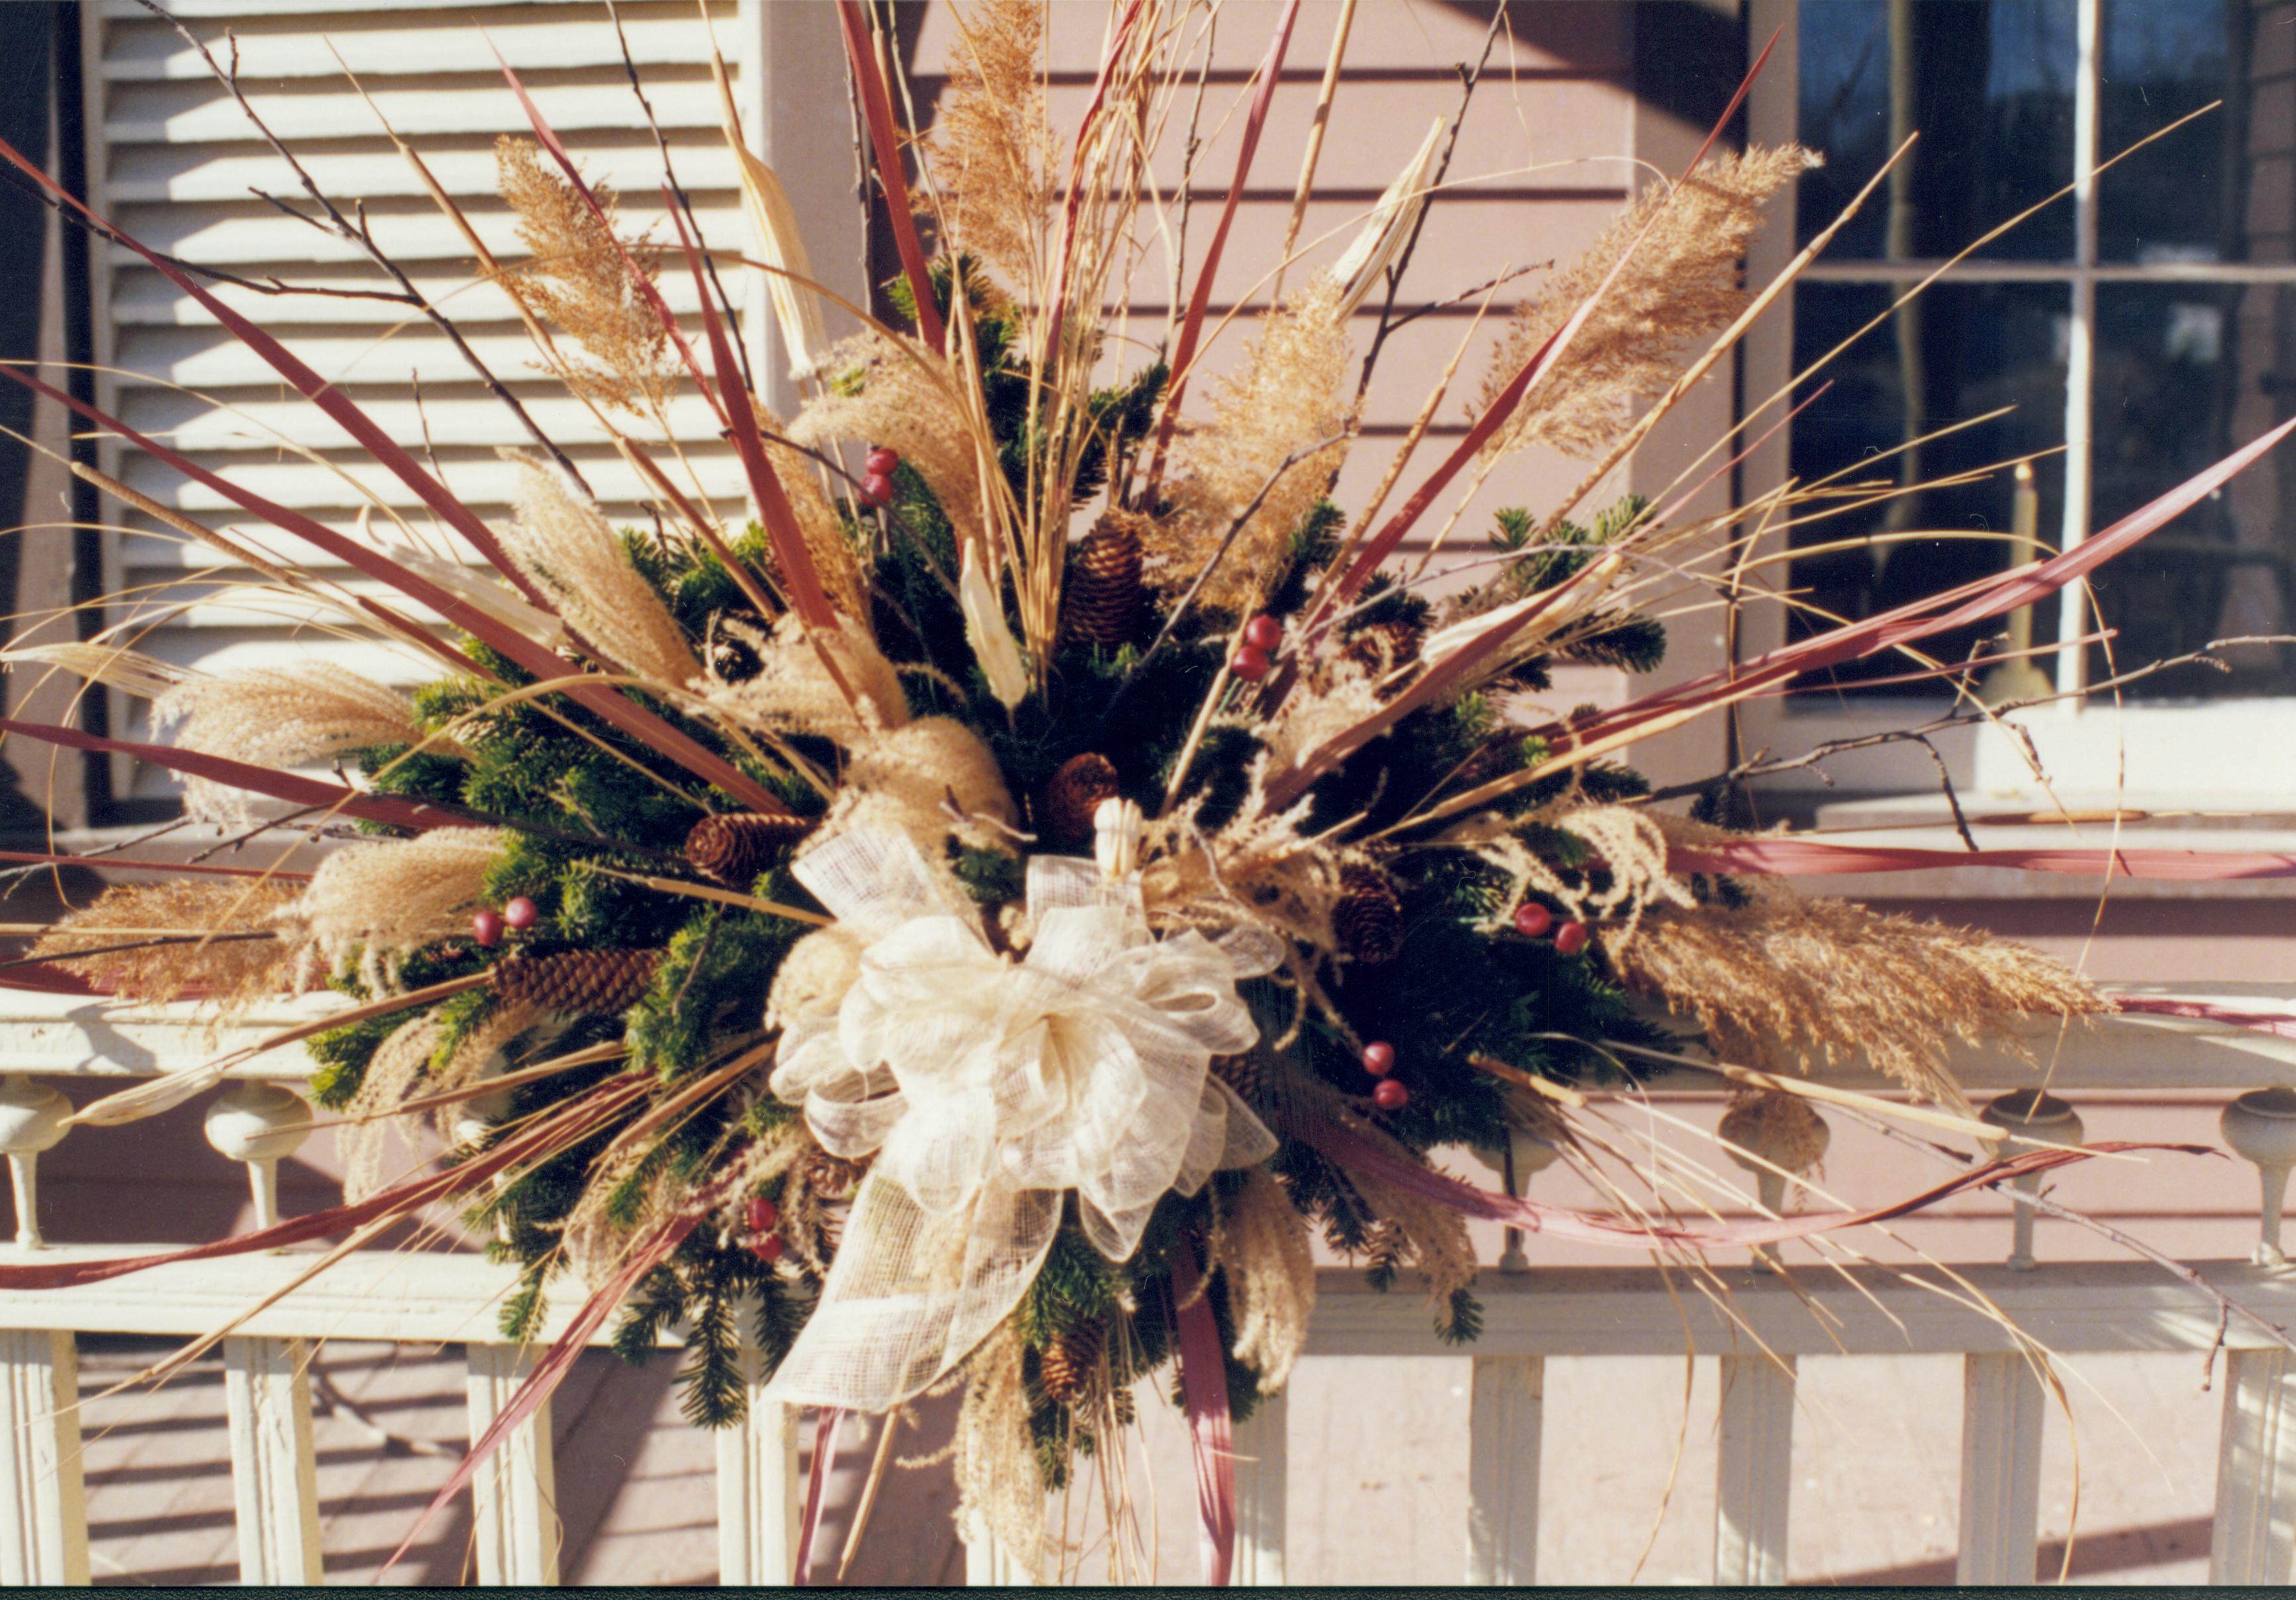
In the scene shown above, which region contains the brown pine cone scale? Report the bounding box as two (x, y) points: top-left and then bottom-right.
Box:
(1063, 514), (1145, 650)
(492, 948), (662, 1016)
(1041, 752), (1121, 846)
(1039, 1317), (1107, 1405)
(1333, 865), (1405, 964)
(686, 811), (814, 888)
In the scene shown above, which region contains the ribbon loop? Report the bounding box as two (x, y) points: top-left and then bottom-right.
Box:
(764, 830), (1278, 1411)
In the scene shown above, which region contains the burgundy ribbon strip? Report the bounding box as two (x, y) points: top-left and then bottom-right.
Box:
(1170, 1246), (1237, 1587)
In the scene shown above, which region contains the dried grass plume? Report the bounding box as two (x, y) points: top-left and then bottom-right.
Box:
(497, 134), (678, 415)
(1478, 145), (1817, 460)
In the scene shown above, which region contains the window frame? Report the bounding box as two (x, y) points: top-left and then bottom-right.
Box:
(1736, 0), (2296, 814)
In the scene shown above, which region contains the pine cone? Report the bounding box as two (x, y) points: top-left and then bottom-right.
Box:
(686, 812), (813, 888)
(1333, 865), (1405, 964)
(1063, 514), (1145, 650)
(1039, 1318), (1106, 1405)
(492, 948), (662, 1015)
(1041, 752), (1121, 846)
(1345, 618), (1426, 677)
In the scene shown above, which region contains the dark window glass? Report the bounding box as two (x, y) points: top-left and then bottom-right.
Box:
(1785, 281), (2069, 693)
(2099, 1), (2285, 264)
(2085, 282), (2296, 695)
(1797, 0), (2075, 262)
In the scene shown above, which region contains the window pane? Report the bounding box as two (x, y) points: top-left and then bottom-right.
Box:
(2085, 283), (2296, 696)
(2101, 1), (2291, 264)
(1786, 281), (2069, 695)
(1797, 0), (2076, 262)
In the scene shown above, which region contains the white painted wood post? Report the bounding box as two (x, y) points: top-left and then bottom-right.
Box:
(1957, 1352), (2044, 1583)
(715, 1311), (800, 1585)
(965, 1513), (1033, 1585)
(0, 1327), (87, 1585)
(1714, 1354), (1795, 1585)
(465, 1342), (560, 1585)
(2213, 1346), (2296, 1583)
(1467, 1354), (1543, 1584)
(222, 1335), (323, 1584)
(1229, 1386), (1288, 1585)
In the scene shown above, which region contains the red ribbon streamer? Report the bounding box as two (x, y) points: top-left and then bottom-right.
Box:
(794, 1406), (847, 1585)
(1675, 840), (2296, 881)
(2113, 996), (2296, 1040)
(1170, 1247), (1237, 1587)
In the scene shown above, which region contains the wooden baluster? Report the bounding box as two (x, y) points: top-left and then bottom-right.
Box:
(0, 1328), (87, 1584)
(0, 1075), (68, 1248)
(2222, 1088), (2296, 1266)
(203, 1081), (313, 1231)
(1956, 1352), (2044, 1583)
(1229, 1385), (1288, 1585)
(465, 1343), (560, 1585)
(203, 1080), (325, 1579)
(222, 1336), (324, 1583)
(1467, 1354), (1543, 1584)
(1982, 1092), (2085, 1270)
(1713, 1354), (1795, 1585)
(715, 1306), (800, 1585)
(2213, 1346), (2296, 1583)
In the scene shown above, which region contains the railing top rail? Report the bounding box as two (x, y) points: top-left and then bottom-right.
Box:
(0, 982), (2286, 1091)
(5, 1248), (2290, 1363)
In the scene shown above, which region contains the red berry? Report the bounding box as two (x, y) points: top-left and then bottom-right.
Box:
(503, 895), (539, 931)
(1553, 919), (1589, 956)
(1372, 1077), (1410, 1111)
(1511, 902), (1553, 939)
(1361, 1041), (1395, 1076)
(859, 472), (894, 507)
(864, 446), (900, 475)
(1244, 614), (1283, 652)
(751, 1234), (784, 1264)
(745, 1193), (780, 1235)
(471, 909), (504, 948)
(1229, 644), (1271, 681)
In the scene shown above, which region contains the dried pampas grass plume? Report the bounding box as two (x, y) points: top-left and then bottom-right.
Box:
(793, 332), (992, 560)
(754, 401), (870, 626)
(152, 664), (438, 826)
(953, 1324), (1046, 1579)
(1159, 275), (1356, 615)
(917, 0), (1056, 300)
(1479, 144), (1817, 461)
(340, 1012), (448, 1203)
(1604, 889), (2108, 1116)
(32, 879), (300, 1007)
(289, 828), (510, 991)
(1215, 1165), (1316, 1390)
(501, 452), (700, 689)
(496, 134), (677, 416)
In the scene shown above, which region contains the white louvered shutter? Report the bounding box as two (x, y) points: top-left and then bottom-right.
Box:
(80, 0), (853, 807)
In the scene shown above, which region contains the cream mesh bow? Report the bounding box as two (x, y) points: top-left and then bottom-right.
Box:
(761, 829), (1280, 1411)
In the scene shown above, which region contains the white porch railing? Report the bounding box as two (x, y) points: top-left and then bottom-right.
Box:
(0, 983), (2293, 1584)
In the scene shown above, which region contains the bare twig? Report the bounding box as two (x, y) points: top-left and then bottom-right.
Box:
(1354, 3), (1508, 403)
(607, 0), (755, 393)
(135, 0), (593, 491)
(1824, 1095), (2296, 1359)
(1646, 635), (2296, 804)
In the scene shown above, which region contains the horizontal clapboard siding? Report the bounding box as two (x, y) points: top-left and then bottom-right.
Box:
(83, 0), (756, 803)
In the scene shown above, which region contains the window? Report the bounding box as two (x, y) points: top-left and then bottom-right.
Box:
(1741, 0), (2296, 809)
